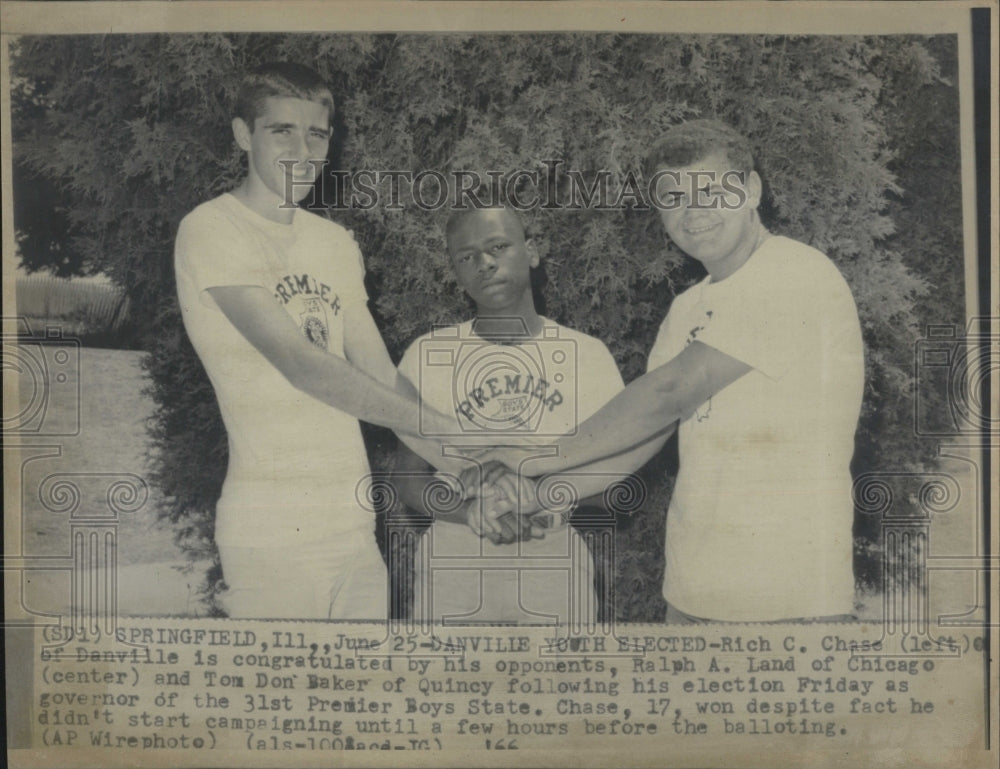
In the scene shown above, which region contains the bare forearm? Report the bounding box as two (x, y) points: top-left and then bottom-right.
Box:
(208, 286), (455, 436)
(397, 432), (469, 471)
(534, 431), (672, 505)
(522, 376), (687, 474)
(474, 342), (751, 477)
(352, 346), (458, 457)
(288, 347), (451, 435)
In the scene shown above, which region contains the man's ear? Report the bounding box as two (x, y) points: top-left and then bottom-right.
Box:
(746, 170), (763, 210)
(232, 117), (253, 152)
(525, 239), (541, 269)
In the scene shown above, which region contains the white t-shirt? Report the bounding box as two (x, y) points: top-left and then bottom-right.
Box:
(397, 318), (625, 621)
(399, 318), (625, 465)
(647, 235), (864, 621)
(175, 193), (374, 548)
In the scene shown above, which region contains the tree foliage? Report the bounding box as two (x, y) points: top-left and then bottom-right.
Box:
(11, 33), (963, 617)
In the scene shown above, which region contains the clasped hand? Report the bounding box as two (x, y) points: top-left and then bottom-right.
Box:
(444, 461), (548, 545)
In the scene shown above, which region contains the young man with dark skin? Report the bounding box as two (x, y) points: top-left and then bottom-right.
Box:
(477, 120), (865, 623)
(393, 206), (658, 624)
(175, 62), (453, 620)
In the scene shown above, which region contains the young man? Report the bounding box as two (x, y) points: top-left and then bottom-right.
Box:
(393, 206), (657, 625)
(481, 120), (865, 623)
(174, 62), (453, 620)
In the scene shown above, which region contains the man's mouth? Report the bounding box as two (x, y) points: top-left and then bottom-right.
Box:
(285, 163), (317, 180)
(685, 222), (720, 236)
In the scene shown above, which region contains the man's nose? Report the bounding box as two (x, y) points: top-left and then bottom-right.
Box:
(476, 251), (497, 270)
(290, 131), (310, 159)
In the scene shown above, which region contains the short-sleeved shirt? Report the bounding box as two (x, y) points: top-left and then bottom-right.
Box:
(399, 318), (625, 464)
(175, 193), (374, 548)
(647, 235), (864, 621)
(398, 319), (625, 622)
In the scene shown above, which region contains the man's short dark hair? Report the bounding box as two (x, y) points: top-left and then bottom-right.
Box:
(444, 205), (528, 246)
(646, 119), (755, 177)
(235, 62), (335, 128)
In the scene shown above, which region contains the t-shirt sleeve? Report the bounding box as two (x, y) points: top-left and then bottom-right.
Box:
(694, 252), (831, 381)
(333, 227), (370, 310)
(695, 297), (798, 380)
(175, 208), (273, 307)
(647, 293), (691, 373)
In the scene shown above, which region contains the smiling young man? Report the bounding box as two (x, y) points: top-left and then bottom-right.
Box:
(392, 206), (657, 625)
(174, 62), (453, 620)
(481, 120), (865, 623)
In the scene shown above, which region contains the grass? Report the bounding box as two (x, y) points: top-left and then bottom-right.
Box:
(14, 347), (182, 568)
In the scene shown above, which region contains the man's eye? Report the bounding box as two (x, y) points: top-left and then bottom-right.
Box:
(310, 131), (329, 140)
(491, 243), (509, 253)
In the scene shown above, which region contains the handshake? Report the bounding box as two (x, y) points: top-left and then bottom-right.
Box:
(440, 460), (556, 545)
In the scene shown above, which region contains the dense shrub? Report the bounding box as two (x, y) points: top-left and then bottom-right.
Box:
(11, 34), (963, 618)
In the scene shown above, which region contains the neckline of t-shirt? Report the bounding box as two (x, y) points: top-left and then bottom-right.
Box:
(465, 316), (555, 345)
(222, 191), (300, 231)
(700, 234), (785, 293)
